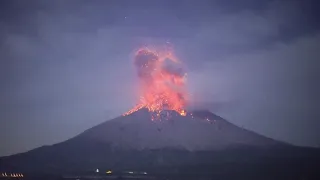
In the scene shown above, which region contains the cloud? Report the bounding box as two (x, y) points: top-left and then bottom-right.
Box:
(187, 33), (320, 146)
(0, 0), (319, 156)
(0, 7), (141, 156)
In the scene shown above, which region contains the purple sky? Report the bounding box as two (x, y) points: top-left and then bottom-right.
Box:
(0, 0), (319, 156)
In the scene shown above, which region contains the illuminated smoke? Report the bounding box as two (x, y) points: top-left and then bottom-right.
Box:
(134, 50), (159, 81)
(124, 48), (188, 119)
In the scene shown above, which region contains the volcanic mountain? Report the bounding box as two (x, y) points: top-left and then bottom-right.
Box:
(78, 108), (280, 151)
(2, 48), (318, 178)
(0, 109), (293, 173)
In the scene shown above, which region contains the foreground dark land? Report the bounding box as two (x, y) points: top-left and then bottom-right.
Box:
(1, 143), (320, 180)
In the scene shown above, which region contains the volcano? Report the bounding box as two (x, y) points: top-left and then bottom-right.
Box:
(1, 109), (319, 178)
(1, 48), (319, 178)
(78, 108), (280, 151)
(0, 109), (282, 171)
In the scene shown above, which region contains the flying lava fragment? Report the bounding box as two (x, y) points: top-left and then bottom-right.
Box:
(123, 47), (188, 119)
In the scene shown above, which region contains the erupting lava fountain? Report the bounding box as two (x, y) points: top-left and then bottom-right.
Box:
(123, 47), (188, 120)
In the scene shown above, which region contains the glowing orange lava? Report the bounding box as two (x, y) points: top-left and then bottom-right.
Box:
(123, 47), (188, 119)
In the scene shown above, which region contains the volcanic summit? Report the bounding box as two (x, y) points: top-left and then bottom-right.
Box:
(101, 48), (278, 150)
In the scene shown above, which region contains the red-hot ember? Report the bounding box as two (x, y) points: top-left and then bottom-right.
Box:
(123, 47), (188, 119)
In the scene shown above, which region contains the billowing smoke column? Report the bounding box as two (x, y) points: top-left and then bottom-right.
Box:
(134, 50), (159, 83)
(124, 48), (188, 119)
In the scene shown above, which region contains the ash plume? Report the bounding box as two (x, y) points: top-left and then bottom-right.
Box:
(125, 48), (188, 117)
(134, 50), (159, 80)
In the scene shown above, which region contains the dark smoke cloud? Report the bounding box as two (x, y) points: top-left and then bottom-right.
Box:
(134, 50), (159, 80)
(133, 50), (186, 83)
(162, 58), (185, 77)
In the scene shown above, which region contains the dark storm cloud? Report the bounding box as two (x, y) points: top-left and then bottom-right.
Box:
(0, 0), (319, 156)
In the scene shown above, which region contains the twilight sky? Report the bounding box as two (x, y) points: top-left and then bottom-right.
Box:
(0, 0), (319, 156)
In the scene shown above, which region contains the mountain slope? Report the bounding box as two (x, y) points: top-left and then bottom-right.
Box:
(0, 109), (302, 174)
(78, 108), (280, 151)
